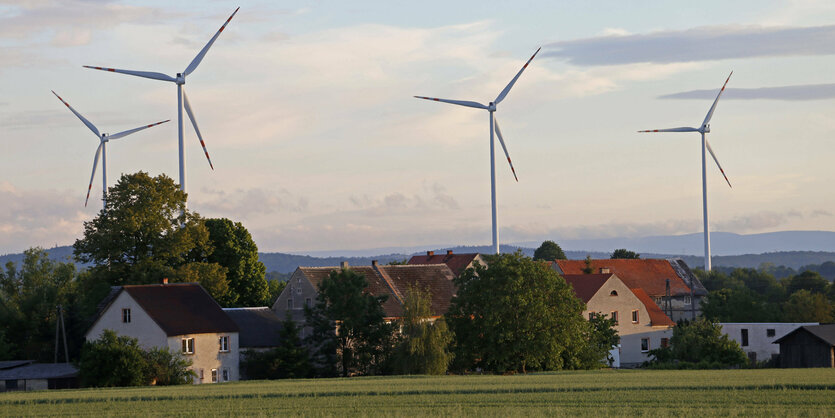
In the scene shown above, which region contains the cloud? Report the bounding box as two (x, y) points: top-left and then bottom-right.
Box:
(0, 182), (87, 254)
(347, 182), (460, 216)
(544, 24), (835, 66)
(193, 187), (310, 217)
(660, 84), (835, 101)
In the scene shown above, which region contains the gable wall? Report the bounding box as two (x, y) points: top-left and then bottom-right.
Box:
(84, 291), (168, 349)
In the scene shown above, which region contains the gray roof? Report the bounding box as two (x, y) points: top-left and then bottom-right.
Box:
(0, 360), (34, 370)
(0, 363), (78, 380)
(775, 324), (835, 346)
(223, 307), (284, 348)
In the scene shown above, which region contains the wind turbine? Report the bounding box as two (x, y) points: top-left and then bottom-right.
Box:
(415, 48), (540, 255)
(638, 72), (734, 271)
(83, 7), (239, 208)
(52, 91), (169, 208)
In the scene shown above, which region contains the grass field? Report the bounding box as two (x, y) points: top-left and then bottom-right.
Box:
(1, 369), (834, 416)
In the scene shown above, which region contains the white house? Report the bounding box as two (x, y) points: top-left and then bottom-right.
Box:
(85, 283), (240, 384)
(719, 322), (819, 363)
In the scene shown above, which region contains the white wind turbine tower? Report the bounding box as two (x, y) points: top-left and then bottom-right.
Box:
(52, 91), (169, 208)
(639, 72), (734, 271)
(415, 48), (540, 255)
(83, 7), (240, 208)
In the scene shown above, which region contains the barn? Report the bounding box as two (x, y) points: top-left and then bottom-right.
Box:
(774, 324), (835, 368)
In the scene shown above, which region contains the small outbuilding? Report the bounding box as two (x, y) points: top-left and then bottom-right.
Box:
(0, 363), (79, 391)
(774, 324), (835, 368)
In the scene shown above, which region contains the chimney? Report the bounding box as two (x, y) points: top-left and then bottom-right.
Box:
(371, 260), (378, 267)
(446, 250), (453, 255)
(340, 261), (349, 269)
(162, 278), (168, 285)
(427, 251), (434, 257)
(599, 268), (610, 274)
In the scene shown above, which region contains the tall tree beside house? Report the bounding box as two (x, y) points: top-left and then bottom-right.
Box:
(392, 287), (454, 375)
(203, 218), (269, 307)
(783, 290), (834, 323)
(304, 268), (395, 377)
(532, 240), (566, 261)
(647, 318), (747, 369)
(584, 313), (620, 368)
(446, 251), (603, 373)
(610, 249), (640, 259)
(241, 315), (311, 380)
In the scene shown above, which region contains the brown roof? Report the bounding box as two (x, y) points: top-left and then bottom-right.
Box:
(630, 288), (675, 327)
(122, 284), (239, 336)
(562, 273), (612, 303)
(297, 264), (456, 318)
(407, 252), (480, 276)
(555, 259), (695, 297)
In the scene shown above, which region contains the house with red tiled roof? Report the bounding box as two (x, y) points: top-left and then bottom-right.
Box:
(407, 250), (485, 277)
(85, 282), (240, 384)
(554, 259), (707, 322)
(273, 261), (457, 323)
(563, 273), (674, 367)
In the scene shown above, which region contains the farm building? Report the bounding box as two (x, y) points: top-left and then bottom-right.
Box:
(719, 323), (818, 364)
(86, 282), (240, 384)
(774, 324), (835, 368)
(0, 362), (78, 392)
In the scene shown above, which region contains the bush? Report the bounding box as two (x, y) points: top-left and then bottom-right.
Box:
(646, 319), (747, 369)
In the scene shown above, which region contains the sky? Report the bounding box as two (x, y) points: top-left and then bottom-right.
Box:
(2, 0), (835, 255)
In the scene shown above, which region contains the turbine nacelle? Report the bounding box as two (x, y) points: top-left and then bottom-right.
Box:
(488, 102), (497, 112)
(700, 124), (710, 134)
(101, 133), (110, 143)
(176, 73), (185, 85)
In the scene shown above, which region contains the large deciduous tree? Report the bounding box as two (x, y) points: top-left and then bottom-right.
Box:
(204, 218), (268, 307)
(392, 287), (454, 375)
(532, 240), (566, 261)
(447, 251), (605, 373)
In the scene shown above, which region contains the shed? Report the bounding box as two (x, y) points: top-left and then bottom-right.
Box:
(0, 363), (79, 391)
(774, 324), (835, 368)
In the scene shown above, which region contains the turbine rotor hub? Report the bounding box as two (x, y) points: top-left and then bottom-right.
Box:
(488, 102), (496, 112)
(176, 73), (185, 85)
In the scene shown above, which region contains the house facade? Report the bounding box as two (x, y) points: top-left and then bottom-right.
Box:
(563, 273), (675, 367)
(555, 259), (707, 322)
(720, 322), (818, 364)
(86, 283), (240, 384)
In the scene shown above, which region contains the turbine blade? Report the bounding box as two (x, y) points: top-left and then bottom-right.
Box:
(705, 138), (732, 188)
(493, 117), (518, 182)
(108, 120), (170, 140)
(83, 66), (177, 83)
(637, 127), (699, 133)
(182, 89), (214, 170)
(702, 71), (733, 127)
(494, 47), (541, 105)
(413, 96), (487, 109)
(183, 7), (240, 76)
(51, 91), (100, 137)
(85, 143), (103, 207)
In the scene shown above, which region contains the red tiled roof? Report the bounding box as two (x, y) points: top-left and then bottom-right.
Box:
(298, 264), (456, 319)
(407, 253), (480, 276)
(555, 259), (692, 297)
(122, 283), (239, 336)
(630, 288), (675, 327)
(562, 274), (612, 303)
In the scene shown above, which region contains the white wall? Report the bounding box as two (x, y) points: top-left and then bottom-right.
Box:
(168, 333), (239, 384)
(719, 322), (818, 363)
(84, 291), (168, 349)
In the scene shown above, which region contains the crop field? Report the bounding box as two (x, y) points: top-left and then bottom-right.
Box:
(1, 369), (834, 416)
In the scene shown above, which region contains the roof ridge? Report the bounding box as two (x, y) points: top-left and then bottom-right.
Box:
(374, 264), (404, 305)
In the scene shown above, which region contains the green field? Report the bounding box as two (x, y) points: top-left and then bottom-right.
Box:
(1, 369), (834, 416)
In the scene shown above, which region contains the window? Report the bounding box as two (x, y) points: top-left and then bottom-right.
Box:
(684, 296), (692, 305)
(219, 336), (229, 352)
(287, 298), (293, 310)
(5, 379), (18, 390)
(609, 290), (618, 296)
(305, 298), (312, 307)
(222, 369), (229, 382)
(631, 310), (639, 324)
(766, 329), (776, 338)
(199, 369), (204, 381)
(588, 312), (596, 320)
(211, 369), (218, 383)
(660, 338), (669, 348)
(610, 311), (618, 324)
(182, 337), (195, 354)
(122, 308), (131, 323)
(741, 329), (749, 347)
(641, 338), (650, 352)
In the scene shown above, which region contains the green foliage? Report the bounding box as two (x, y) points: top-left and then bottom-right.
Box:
(783, 290), (834, 322)
(610, 249), (640, 259)
(392, 287), (454, 375)
(582, 255), (594, 274)
(647, 319), (747, 368)
(0, 248), (81, 361)
(241, 315), (311, 380)
(785, 271), (830, 296)
(0, 329), (14, 361)
(446, 251), (603, 373)
(532, 240), (566, 261)
(143, 347), (195, 385)
(173, 261), (231, 305)
(80, 330), (149, 387)
(266, 279), (287, 307)
(305, 268), (395, 377)
(701, 288), (779, 322)
(204, 218), (269, 307)
(585, 314), (620, 367)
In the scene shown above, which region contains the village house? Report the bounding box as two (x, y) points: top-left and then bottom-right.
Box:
(554, 259), (707, 322)
(563, 273), (675, 367)
(719, 322), (819, 364)
(85, 282), (240, 384)
(407, 251), (485, 276)
(273, 261), (457, 324)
